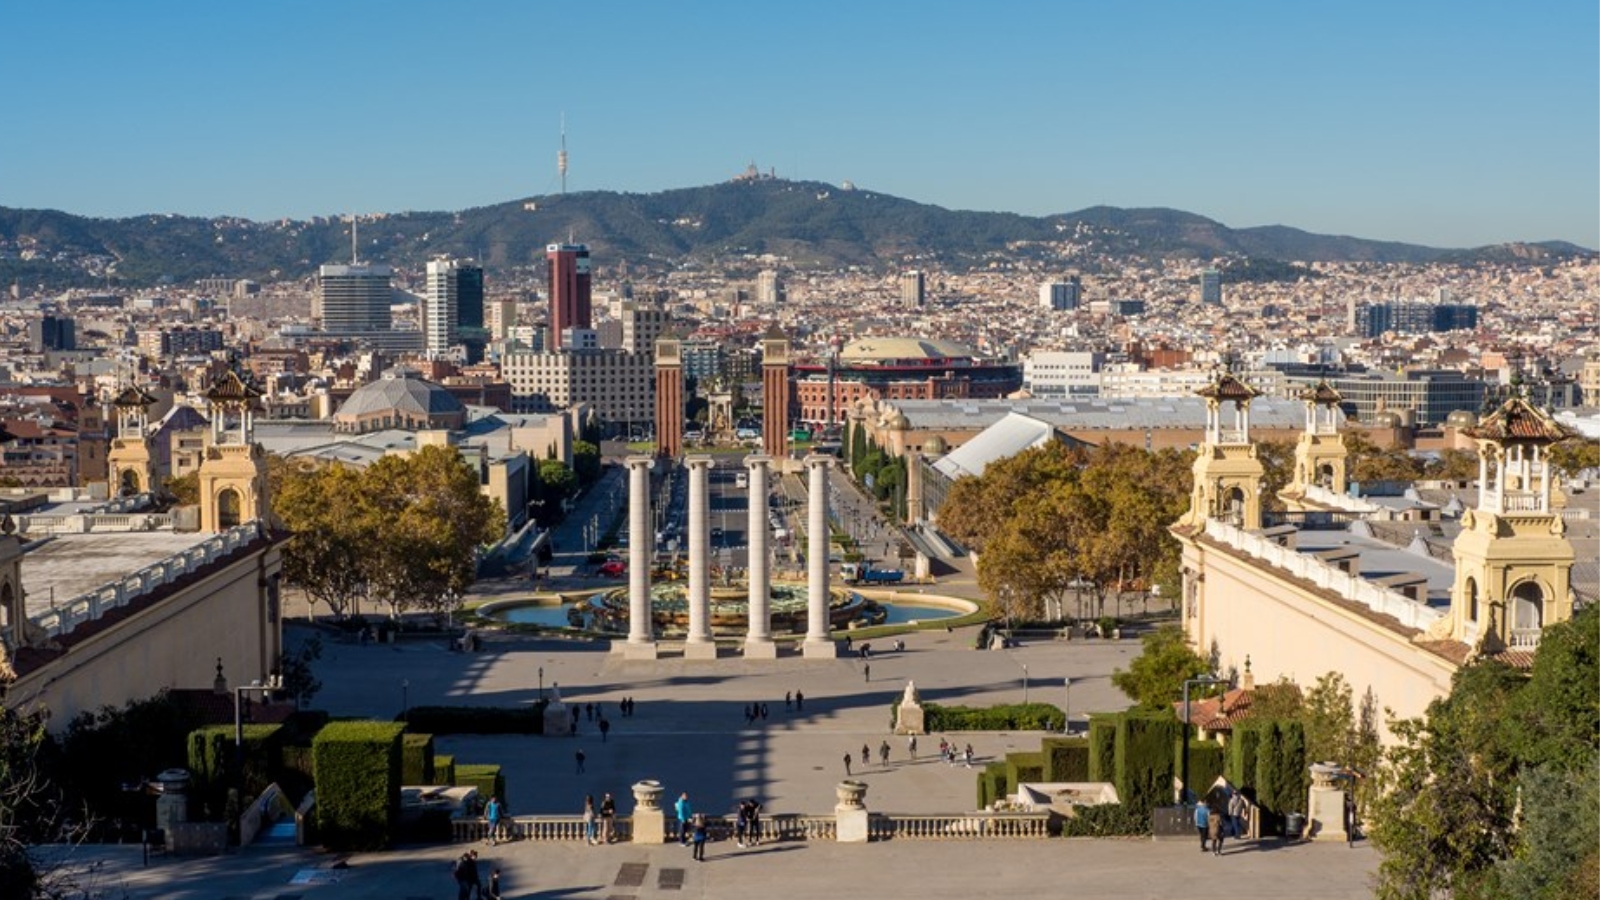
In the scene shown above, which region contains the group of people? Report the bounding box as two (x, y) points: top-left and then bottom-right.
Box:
(937, 737), (975, 768)
(669, 792), (764, 861)
(844, 736), (973, 775)
(581, 792), (618, 845)
(1195, 790), (1250, 855)
(450, 850), (500, 900)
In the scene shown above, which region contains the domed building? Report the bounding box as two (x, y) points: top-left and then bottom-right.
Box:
(791, 337), (1021, 427)
(332, 369), (467, 434)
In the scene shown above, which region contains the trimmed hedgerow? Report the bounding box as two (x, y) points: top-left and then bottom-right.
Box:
(312, 721), (405, 851)
(1254, 721), (1286, 833)
(1087, 716), (1117, 782)
(401, 733), (435, 785)
(1227, 720), (1262, 791)
(1041, 736), (1090, 783)
(1004, 751), (1045, 789)
(1113, 711), (1180, 821)
(913, 702), (1063, 732)
(978, 761), (1010, 809)
(454, 764), (506, 803)
(1177, 739), (1225, 802)
(433, 755), (456, 786)
(188, 724), (284, 817)
(1059, 802), (1149, 837)
(400, 705), (546, 735)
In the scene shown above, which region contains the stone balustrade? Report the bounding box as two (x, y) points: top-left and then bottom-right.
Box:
(1205, 519), (1443, 631)
(448, 811), (1051, 844)
(32, 522), (264, 638)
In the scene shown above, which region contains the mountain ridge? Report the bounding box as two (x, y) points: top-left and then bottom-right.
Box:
(0, 179), (1591, 290)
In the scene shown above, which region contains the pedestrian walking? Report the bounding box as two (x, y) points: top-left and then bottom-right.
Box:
(759, 702), (768, 720)
(600, 792), (616, 844)
(575, 748), (586, 774)
(691, 814), (708, 861)
(734, 801), (749, 847)
(784, 691), (792, 710)
(938, 737), (948, 758)
(484, 795), (503, 846)
(1227, 790), (1246, 840)
(1209, 799), (1225, 855)
(795, 690), (804, 710)
(452, 852), (472, 900)
(674, 792), (693, 845)
(861, 743), (871, 768)
(599, 718), (611, 742)
(570, 707), (579, 733)
(1195, 803), (1211, 853)
(585, 703), (594, 722)
(747, 797), (762, 846)
(964, 744), (974, 768)
(486, 868), (502, 900)
(864, 662), (871, 682)
(843, 752), (852, 776)
(1344, 793), (1358, 847)
(879, 740), (890, 766)
(464, 850), (483, 900)
(908, 734), (918, 758)
(583, 795), (598, 845)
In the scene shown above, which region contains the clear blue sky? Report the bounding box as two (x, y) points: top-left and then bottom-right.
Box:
(4, 0), (1596, 248)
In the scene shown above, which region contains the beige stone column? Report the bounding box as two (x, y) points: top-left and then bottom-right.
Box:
(743, 455), (776, 658)
(685, 456), (717, 658)
(623, 456), (658, 659)
(803, 454), (837, 657)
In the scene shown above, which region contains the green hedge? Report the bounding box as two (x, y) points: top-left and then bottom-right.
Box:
(1059, 803), (1149, 837)
(187, 724), (284, 818)
(280, 744), (316, 800)
(1177, 739), (1225, 802)
(312, 721), (405, 851)
(1246, 720), (1307, 832)
(454, 764), (506, 803)
(433, 755), (456, 785)
(1114, 711), (1180, 821)
(1227, 720), (1262, 790)
(978, 761), (1009, 809)
(1041, 737), (1090, 782)
(904, 702), (1064, 732)
(401, 734), (435, 785)
(1088, 716), (1117, 782)
(1004, 751), (1045, 789)
(401, 705), (546, 735)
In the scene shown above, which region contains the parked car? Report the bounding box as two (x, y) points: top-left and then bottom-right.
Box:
(598, 560), (626, 578)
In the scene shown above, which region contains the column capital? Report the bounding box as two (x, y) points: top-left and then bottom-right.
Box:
(743, 454), (772, 470)
(804, 453), (834, 469)
(687, 454), (715, 470)
(626, 455), (655, 471)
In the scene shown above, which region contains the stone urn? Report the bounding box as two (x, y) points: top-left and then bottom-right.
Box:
(835, 779), (868, 811)
(1309, 762), (1341, 789)
(632, 780), (664, 810)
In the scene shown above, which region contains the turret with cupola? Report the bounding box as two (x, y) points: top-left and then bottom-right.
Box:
(1179, 371), (1266, 531)
(106, 385), (159, 497)
(197, 371), (269, 533)
(1279, 380), (1349, 511)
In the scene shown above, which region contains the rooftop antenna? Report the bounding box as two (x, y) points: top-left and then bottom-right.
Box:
(558, 113), (569, 195)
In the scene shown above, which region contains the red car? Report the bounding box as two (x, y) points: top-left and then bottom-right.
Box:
(598, 560), (626, 578)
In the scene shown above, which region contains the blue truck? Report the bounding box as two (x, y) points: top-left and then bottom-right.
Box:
(840, 562), (905, 585)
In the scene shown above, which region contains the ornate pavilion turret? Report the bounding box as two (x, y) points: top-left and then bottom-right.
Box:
(1443, 398), (1575, 652)
(198, 371), (268, 533)
(107, 385), (159, 496)
(1180, 372), (1266, 531)
(1280, 381), (1348, 511)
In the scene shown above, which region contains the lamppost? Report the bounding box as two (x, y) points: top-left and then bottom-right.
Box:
(538, 666), (545, 701)
(401, 679), (410, 718)
(1021, 662), (1029, 706)
(1182, 675), (1230, 803)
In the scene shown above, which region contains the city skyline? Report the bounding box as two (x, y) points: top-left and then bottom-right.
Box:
(3, 1), (1596, 249)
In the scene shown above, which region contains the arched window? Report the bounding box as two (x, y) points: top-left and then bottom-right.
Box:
(1225, 486), (1247, 526)
(1465, 577), (1479, 622)
(217, 487), (243, 529)
(1511, 581), (1544, 633)
(1317, 464), (1336, 490)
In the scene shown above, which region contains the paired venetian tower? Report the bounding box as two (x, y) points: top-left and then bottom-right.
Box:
(1179, 371), (1576, 654)
(627, 327), (831, 660)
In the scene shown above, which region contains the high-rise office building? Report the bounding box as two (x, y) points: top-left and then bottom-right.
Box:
(1201, 269), (1222, 305)
(1358, 301), (1479, 338)
(423, 259), (486, 358)
(757, 270), (782, 305)
(315, 264), (393, 333)
(1039, 277), (1081, 311)
(28, 314), (76, 352)
(900, 271), (925, 308)
(547, 243), (592, 350)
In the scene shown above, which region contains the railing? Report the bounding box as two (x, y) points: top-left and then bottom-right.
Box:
(449, 812), (1049, 844)
(1499, 492), (1544, 513)
(1509, 628), (1541, 649)
(869, 812), (1049, 840)
(16, 513), (173, 535)
(1204, 520), (1443, 631)
(30, 522), (265, 639)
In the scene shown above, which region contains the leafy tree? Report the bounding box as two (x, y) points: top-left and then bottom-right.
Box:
(1301, 671), (1356, 766)
(1547, 437), (1600, 479)
(572, 440), (601, 486)
(1506, 604), (1599, 772)
(1344, 428), (1423, 483)
(1254, 439), (1295, 511)
(937, 442), (1087, 551)
(163, 471), (199, 506)
(536, 460), (577, 524)
(1111, 627), (1214, 710)
(1424, 448), (1480, 481)
(276, 461), (371, 619)
(276, 635), (324, 709)
(1495, 757), (1600, 900)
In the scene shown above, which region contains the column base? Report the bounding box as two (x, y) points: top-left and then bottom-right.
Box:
(835, 806), (869, 843)
(684, 640), (720, 660)
(618, 640), (659, 660)
(632, 807), (667, 844)
(803, 639), (838, 659)
(742, 639), (779, 659)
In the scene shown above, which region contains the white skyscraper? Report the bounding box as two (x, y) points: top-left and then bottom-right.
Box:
(424, 259), (462, 355)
